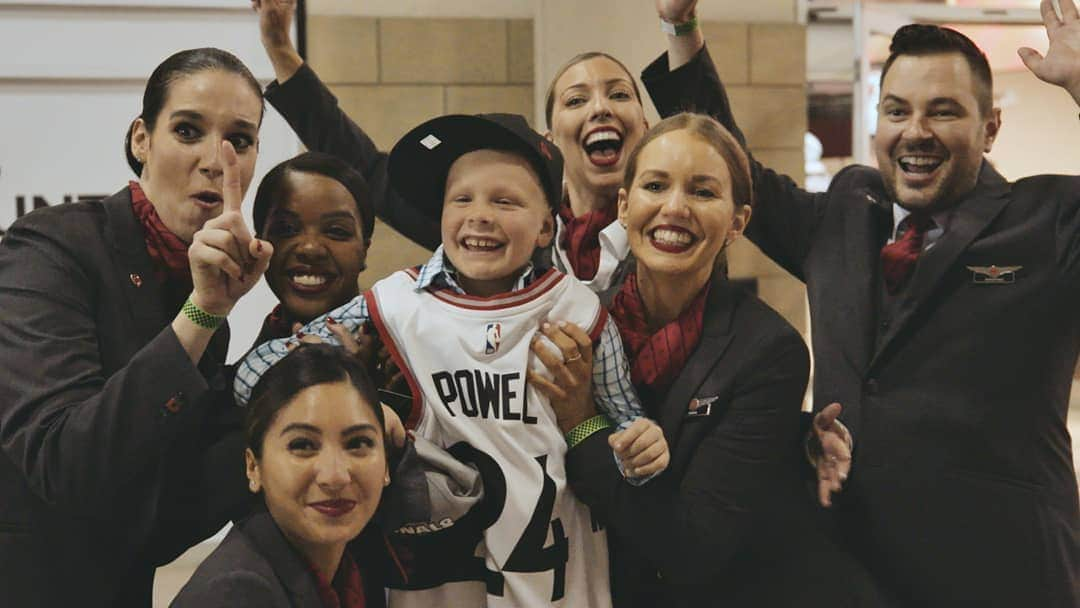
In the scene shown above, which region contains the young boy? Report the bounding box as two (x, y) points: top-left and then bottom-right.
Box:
(235, 113), (666, 607)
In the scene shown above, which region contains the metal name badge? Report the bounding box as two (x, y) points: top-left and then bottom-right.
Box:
(687, 395), (719, 418)
(966, 265), (1022, 284)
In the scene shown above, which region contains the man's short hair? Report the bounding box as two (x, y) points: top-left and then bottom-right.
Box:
(880, 24), (993, 116)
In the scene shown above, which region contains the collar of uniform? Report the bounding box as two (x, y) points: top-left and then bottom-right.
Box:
(415, 245), (537, 294)
(890, 203), (950, 244)
(554, 213), (630, 258)
(552, 213), (630, 291)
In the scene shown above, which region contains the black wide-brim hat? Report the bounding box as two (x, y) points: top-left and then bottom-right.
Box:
(388, 113), (564, 221)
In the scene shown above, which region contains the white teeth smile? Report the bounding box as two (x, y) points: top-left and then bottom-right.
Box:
(899, 156), (940, 166)
(464, 237), (502, 250)
(585, 131), (622, 146)
(898, 156), (943, 174)
(291, 274), (327, 286)
(651, 228), (694, 246)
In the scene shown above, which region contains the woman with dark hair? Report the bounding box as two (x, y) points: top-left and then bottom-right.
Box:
(172, 344), (390, 608)
(0, 48), (271, 606)
(251, 0), (705, 302)
(530, 114), (888, 607)
(248, 152), (377, 344)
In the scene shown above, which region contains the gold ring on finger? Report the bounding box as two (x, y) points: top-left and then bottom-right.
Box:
(565, 353), (582, 363)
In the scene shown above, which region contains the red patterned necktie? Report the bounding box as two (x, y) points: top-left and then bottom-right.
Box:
(880, 213), (933, 295)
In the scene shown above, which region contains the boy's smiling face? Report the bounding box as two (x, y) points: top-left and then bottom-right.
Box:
(441, 149), (554, 297)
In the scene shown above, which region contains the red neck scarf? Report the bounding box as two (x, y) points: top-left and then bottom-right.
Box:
(609, 272), (709, 393)
(307, 552), (366, 608)
(129, 181), (191, 289)
(558, 202), (618, 280)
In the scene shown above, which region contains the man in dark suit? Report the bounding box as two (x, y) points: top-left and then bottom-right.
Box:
(642, 1), (1079, 605)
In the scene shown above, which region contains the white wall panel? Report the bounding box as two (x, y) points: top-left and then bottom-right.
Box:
(0, 2), (299, 361)
(0, 5), (274, 80)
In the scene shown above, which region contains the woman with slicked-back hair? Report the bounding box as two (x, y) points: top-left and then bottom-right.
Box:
(0, 48), (273, 607)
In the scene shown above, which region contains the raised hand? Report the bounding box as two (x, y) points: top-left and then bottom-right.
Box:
(1019, 0), (1080, 101)
(252, 0), (302, 82)
(188, 141), (272, 316)
(655, 0), (698, 23)
(252, 0), (296, 51)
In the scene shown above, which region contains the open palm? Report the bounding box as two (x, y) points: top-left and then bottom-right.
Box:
(1020, 0), (1080, 95)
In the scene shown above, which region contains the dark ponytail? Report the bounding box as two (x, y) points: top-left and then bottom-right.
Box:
(125, 47), (264, 176)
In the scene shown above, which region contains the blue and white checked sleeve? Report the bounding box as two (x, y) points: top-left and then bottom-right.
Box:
(233, 295), (371, 406)
(591, 318), (642, 429)
(590, 316), (661, 485)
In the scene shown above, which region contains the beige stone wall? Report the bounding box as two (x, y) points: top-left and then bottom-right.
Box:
(305, 16), (535, 286)
(703, 22), (809, 337)
(305, 15), (809, 340)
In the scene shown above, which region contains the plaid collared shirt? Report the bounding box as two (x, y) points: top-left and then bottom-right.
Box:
(234, 247), (644, 439)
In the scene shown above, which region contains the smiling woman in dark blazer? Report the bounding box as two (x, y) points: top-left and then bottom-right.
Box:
(0, 48), (272, 607)
(172, 345), (389, 608)
(533, 114), (887, 607)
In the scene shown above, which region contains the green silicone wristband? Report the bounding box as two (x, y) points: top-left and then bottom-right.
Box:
(182, 297), (227, 330)
(660, 15), (699, 36)
(566, 414), (613, 449)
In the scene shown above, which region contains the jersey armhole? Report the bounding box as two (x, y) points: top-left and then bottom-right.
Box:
(364, 289), (425, 430)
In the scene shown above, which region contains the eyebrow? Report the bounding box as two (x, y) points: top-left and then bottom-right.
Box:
(638, 169), (669, 179)
(881, 94), (961, 107)
(321, 211), (359, 222)
(343, 424), (379, 435)
(639, 169), (722, 183)
(280, 422), (379, 437)
(563, 78), (635, 93)
(281, 422), (320, 436)
(169, 109), (257, 132)
(690, 174), (723, 183)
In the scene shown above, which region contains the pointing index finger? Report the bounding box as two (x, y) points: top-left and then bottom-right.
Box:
(222, 140), (243, 215)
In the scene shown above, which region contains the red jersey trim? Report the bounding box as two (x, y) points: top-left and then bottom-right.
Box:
(428, 267), (565, 311)
(364, 289), (425, 431)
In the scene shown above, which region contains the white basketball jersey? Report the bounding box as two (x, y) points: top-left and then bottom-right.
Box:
(367, 267), (612, 608)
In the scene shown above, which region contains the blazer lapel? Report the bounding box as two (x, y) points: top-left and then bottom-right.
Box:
(657, 282), (738, 447)
(242, 510), (325, 605)
(870, 162), (1011, 370)
(835, 188), (892, 372)
(102, 188), (169, 345)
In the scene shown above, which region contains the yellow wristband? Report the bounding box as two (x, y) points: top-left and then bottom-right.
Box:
(182, 297), (226, 330)
(566, 415), (613, 449)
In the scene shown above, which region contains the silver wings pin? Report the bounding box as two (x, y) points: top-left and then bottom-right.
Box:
(966, 265), (1022, 284)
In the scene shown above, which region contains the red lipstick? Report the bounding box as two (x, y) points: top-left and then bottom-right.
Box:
(309, 499), (356, 517)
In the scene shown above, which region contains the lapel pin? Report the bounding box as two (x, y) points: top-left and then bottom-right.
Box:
(129, 273), (143, 287)
(966, 265), (1021, 284)
(687, 395), (719, 417)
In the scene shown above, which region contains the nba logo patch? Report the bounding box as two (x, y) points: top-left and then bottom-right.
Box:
(484, 322), (502, 355)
